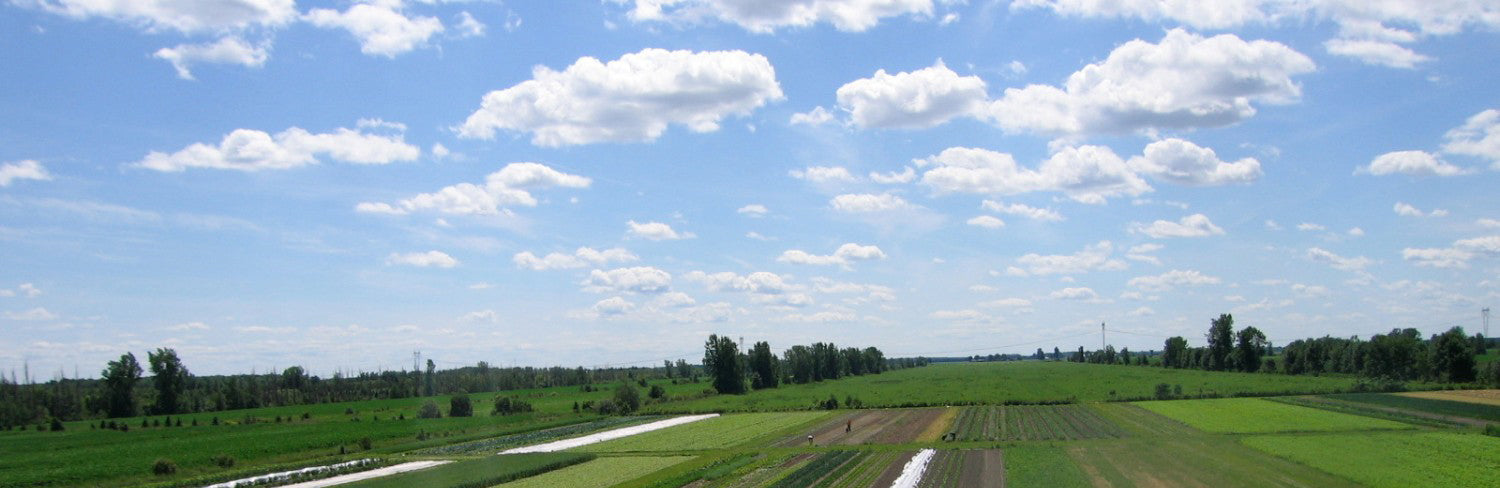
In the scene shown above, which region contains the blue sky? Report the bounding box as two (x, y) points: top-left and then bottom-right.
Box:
(2, 0), (1498, 377)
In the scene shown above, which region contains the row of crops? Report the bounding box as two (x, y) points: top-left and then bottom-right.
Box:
(949, 405), (1127, 441)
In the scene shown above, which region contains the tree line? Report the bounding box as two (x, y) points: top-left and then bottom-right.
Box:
(701, 334), (925, 395)
(0, 349), (689, 428)
(1061, 313), (1498, 385)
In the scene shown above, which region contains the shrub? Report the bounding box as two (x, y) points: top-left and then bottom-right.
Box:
(614, 383), (641, 414)
(212, 454), (235, 468)
(595, 400), (618, 415)
(50, 418), (64, 432)
(418, 400), (442, 419)
(358, 436), (373, 450)
(648, 384), (666, 399)
(175, 418), (182, 427)
(450, 391), (473, 417)
(822, 394), (840, 410)
(152, 458), (178, 476)
(211, 416), (219, 426)
(1155, 383), (1173, 400)
(302, 412), (311, 420)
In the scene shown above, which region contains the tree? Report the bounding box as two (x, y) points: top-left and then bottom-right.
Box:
(663, 360), (674, 379)
(281, 366), (306, 391)
(1053, 347), (1061, 361)
(1235, 326), (1268, 373)
(1430, 326), (1477, 383)
(417, 400), (442, 419)
(675, 359), (692, 379)
(147, 348), (189, 415)
(1162, 337), (1188, 368)
(1206, 314), (1235, 371)
(747, 341), (779, 390)
(449, 391), (472, 417)
(613, 383), (641, 414)
(703, 334), (746, 394)
(1035, 348), (1046, 361)
(424, 359), (436, 397)
(102, 352), (142, 418)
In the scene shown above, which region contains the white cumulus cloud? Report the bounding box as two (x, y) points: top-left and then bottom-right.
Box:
(0, 160), (51, 187)
(26, 0), (298, 33)
(356, 162), (589, 216)
(919, 145), (1151, 204)
(984, 29), (1315, 136)
(513, 247), (638, 271)
(1010, 240), (1127, 276)
(1393, 202), (1448, 218)
(1129, 214), (1225, 238)
(830, 193), (916, 213)
(777, 243), (887, 267)
(305, 1), (445, 58)
(1359, 150), (1469, 177)
(385, 250), (458, 268)
(627, 220), (696, 241)
(685, 270), (789, 294)
(980, 200), (1062, 222)
(153, 36), (269, 80)
(138, 122), (419, 172)
(615, 0), (935, 33)
(583, 267), (672, 294)
(1307, 247), (1372, 271)
(1128, 269), (1221, 291)
(835, 60), (988, 129)
(737, 204), (768, 217)
(1127, 138), (1262, 186)
(789, 166), (857, 182)
(458, 48), (783, 146)
(967, 215), (1005, 229)
(1441, 108), (1500, 168)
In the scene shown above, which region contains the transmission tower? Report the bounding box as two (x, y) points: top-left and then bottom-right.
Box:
(1484, 308), (1491, 338)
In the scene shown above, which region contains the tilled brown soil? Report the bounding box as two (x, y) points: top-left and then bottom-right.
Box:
(956, 449), (1004, 488)
(780, 408), (951, 446)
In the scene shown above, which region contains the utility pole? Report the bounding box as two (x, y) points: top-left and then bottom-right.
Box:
(1101, 322), (1107, 350)
(1484, 308), (1490, 338)
(413, 350), (421, 373)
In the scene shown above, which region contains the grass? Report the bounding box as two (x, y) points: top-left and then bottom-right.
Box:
(1136, 397), (1414, 434)
(1328, 393), (1500, 421)
(577, 412), (828, 452)
(494, 456), (693, 488)
(343, 453), (594, 488)
(1065, 436), (1360, 487)
(648, 362), (1364, 413)
(1243, 431), (1500, 488)
(1003, 446), (1090, 488)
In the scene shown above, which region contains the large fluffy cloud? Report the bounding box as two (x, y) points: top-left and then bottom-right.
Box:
(1127, 139), (1262, 186)
(137, 121), (419, 172)
(1403, 235), (1500, 269)
(834, 60), (988, 129)
(305, 0), (445, 58)
(919, 146), (1151, 204)
(614, 0), (935, 33)
(356, 162), (590, 216)
(985, 29), (1314, 135)
(458, 48), (783, 146)
(1359, 150), (1469, 176)
(627, 220), (696, 241)
(1441, 109), (1500, 168)
(685, 270), (789, 294)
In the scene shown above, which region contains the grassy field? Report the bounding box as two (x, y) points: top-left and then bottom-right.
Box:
(1003, 446), (1090, 487)
(578, 412), (827, 452)
(1137, 397), (1414, 433)
(1242, 431), (1500, 487)
(344, 453), (593, 488)
(648, 362), (1364, 413)
(0, 382), (656, 488)
(494, 456), (692, 488)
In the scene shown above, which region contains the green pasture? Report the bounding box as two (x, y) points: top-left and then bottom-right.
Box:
(1137, 397), (1413, 433)
(1243, 431), (1500, 488)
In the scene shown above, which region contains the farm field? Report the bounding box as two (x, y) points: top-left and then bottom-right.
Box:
(1242, 431), (1500, 488)
(649, 362), (1365, 413)
(916, 449), (1002, 488)
(776, 408), (949, 447)
(344, 452), (593, 488)
(495, 456), (693, 488)
(1136, 397), (1414, 433)
(1327, 392), (1500, 421)
(951, 404), (1127, 441)
(1397, 389), (1500, 406)
(1065, 436), (1361, 487)
(578, 412), (828, 452)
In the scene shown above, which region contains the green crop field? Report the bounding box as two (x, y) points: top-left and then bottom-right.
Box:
(1003, 446), (1090, 487)
(1327, 393), (1500, 421)
(952, 404), (1127, 441)
(1243, 432), (1500, 487)
(495, 456), (693, 488)
(344, 453), (594, 488)
(578, 412), (828, 452)
(649, 362), (1363, 413)
(1065, 436), (1361, 487)
(1136, 397), (1414, 433)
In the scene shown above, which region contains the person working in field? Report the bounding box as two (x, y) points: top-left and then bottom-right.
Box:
(846, 420), (851, 433)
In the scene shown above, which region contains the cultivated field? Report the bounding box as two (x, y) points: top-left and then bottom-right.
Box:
(8, 361), (1500, 487)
